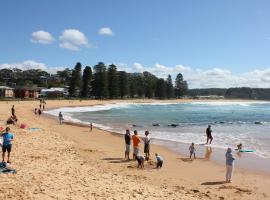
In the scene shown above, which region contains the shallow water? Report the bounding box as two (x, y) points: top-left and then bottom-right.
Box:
(45, 101), (270, 161)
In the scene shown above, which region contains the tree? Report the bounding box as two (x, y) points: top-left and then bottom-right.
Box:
(143, 71), (157, 98)
(155, 78), (166, 98)
(108, 64), (119, 98)
(81, 66), (92, 98)
(175, 73), (188, 97)
(92, 62), (108, 99)
(118, 71), (129, 98)
(166, 75), (174, 99)
(69, 62), (82, 97)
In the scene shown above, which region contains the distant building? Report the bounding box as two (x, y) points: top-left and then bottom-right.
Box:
(40, 87), (68, 98)
(0, 86), (14, 98)
(14, 87), (40, 98)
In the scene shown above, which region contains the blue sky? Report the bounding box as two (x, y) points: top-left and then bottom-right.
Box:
(1, 0), (270, 88)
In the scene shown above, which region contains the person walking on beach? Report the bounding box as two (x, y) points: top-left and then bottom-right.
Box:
(143, 131), (150, 160)
(90, 122), (93, 132)
(59, 112), (63, 124)
(206, 125), (213, 144)
(38, 109), (42, 117)
(132, 130), (140, 160)
(1, 127), (14, 163)
(155, 153), (163, 169)
(225, 148), (235, 183)
(11, 105), (15, 116)
(189, 142), (196, 159)
(124, 129), (131, 160)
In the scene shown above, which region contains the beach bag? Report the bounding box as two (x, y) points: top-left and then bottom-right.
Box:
(20, 123), (27, 129)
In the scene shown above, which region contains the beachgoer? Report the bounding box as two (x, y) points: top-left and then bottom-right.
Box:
(38, 109), (42, 116)
(1, 127), (14, 163)
(237, 143), (242, 150)
(11, 105), (15, 116)
(124, 129), (131, 160)
(43, 104), (45, 110)
(225, 148), (235, 183)
(34, 108), (38, 115)
(206, 125), (213, 144)
(155, 153), (163, 169)
(6, 115), (17, 125)
(59, 112), (63, 124)
(143, 131), (150, 160)
(136, 154), (145, 169)
(132, 130), (140, 160)
(189, 142), (196, 159)
(90, 122), (93, 132)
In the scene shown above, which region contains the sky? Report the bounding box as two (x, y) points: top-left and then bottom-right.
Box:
(1, 0), (270, 88)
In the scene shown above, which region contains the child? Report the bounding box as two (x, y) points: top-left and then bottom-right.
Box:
(237, 143), (243, 150)
(136, 155), (145, 169)
(155, 153), (163, 168)
(143, 131), (150, 160)
(189, 142), (196, 159)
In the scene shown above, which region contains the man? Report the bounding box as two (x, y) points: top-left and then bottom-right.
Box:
(206, 125), (213, 144)
(59, 112), (63, 124)
(11, 105), (15, 116)
(1, 127), (14, 163)
(132, 130), (140, 160)
(124, 129), (131, 160)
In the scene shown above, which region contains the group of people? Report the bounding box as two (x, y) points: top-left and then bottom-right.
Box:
(34, 99), (46, 116)
(124, 129), (163, 169)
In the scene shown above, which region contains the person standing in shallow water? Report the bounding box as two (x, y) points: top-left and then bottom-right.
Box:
(225, 148), (235, 183)
(206, 125), (213, 144)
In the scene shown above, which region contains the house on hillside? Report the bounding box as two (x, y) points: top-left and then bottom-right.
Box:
(14, 87), (40, 98)
(0, 86), (14, 98)
(40, 87), (68, 98)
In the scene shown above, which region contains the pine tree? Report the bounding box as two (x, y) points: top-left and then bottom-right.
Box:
(69, 62), (82, 97)
(119, 71), (129, 98)
(175, 73), (188, 97)
(92, 62), (108, 99)
(155, 78), (166, 98)
(108, 64), (119, 98)
(166, 75), (174, 99)
(81, 66), (92, 98)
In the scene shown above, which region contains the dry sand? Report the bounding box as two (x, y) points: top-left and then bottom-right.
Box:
(0, 99), (269, 200)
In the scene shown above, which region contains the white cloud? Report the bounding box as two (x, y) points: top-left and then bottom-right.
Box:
(98, 27), (114, 36)
(0, 60), (65, 73)
(59, 29), (90, 51)
(31, 30), (55, 44)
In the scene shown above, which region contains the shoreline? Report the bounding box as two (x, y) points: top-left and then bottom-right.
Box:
(1, 99), (270, 199)
(44, 100), (270, 174)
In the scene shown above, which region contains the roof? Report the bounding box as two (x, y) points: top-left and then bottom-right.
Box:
(0, 86), (14, 89)
(41, 88), (66, 92)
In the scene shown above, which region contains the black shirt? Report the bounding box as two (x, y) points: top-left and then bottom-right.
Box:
(125, 133), (131, 145)
(206, 127), (212, 137)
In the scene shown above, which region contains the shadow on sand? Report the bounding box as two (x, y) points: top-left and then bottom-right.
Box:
(201, 181), (226, 185)
(102, 157), (131, 163)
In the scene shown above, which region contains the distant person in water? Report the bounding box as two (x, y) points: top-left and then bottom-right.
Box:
(225, 148), (235, 183)
(143, 131), (150, 160)
(132, 130), (140, 160)
(206, 125), (213, 144)
(189, 142), (196, 159)
(59, 112), (63, 124)
(90, 122), (93, 132)
(124, 129), (131, 160)
(155, 153), (163, 169)
(237, 143), (243, 150)
(136, 154), (145, 169)
(1, 127), (14, 163)
(11, 105), (15, 116)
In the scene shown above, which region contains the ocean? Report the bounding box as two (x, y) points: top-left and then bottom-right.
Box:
(45, 101), (270, 162)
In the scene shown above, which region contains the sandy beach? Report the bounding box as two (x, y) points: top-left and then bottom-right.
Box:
(0, 99), (270, 200)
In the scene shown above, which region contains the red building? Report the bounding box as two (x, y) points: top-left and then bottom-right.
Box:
(14, 87), (40, 98)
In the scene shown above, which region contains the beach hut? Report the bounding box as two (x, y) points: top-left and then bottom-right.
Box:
(0, 86), (14, 98)
(14, 87), (40, 99)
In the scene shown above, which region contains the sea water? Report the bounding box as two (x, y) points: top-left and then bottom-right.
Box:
(45, 101), (270, 161)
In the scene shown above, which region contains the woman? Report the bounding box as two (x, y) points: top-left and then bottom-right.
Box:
(143, 131), (150, 160)
(225, 148), (235, 183)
